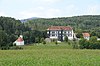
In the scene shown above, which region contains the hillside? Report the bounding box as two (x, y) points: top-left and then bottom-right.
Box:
(0, 16), (46, 48)
(0, 16), (30, 46)
(25, 15), (100, 30)
(25, 15), (100, 37)
(20, 17), (39, 22)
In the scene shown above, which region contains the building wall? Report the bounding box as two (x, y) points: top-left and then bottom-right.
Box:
(84, 37), (90, 40)
(14, 41), (24, 46)
(47, 30), (74, 41)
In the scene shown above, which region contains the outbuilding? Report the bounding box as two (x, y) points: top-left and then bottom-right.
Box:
(13, 35), (24, 46)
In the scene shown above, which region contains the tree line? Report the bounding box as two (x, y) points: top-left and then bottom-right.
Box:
(25, 15), (100, 38)
(0, 16), (46, 49)
(79, 36), (100, 49)
(0, 15), (100, 49)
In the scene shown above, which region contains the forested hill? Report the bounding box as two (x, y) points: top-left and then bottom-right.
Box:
(0, 16), (31, 47)
(25, 15), (100, 37)
(0, 16), (46, 48)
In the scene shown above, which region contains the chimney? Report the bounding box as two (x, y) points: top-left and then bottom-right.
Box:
(20, 35), (23, 38)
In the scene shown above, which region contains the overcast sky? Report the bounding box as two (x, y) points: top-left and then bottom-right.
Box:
(0, 0), (100, 19)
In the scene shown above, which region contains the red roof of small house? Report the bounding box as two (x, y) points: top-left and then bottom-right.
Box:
(82, 33), (90, 37)
(47, 26), (72, 30)
(16, 37), (24, 42)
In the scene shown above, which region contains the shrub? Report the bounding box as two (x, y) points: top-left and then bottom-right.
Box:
(68, 41), (71, 45)
(89, 36), (97, 42)
(79, 38), (100, 49)
(64, 36), (68, 42)
(43, 40), (46, 45)
(55, 41), (58, 45)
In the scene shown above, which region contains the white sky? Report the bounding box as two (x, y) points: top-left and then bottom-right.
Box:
(0, 0), (100, 19)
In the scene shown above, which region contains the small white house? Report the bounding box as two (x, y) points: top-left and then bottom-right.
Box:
(82, 33), (90, 40)
(13, 35), (24, 46)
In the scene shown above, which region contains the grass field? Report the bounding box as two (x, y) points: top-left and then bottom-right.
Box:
(0, 43), (100, 66)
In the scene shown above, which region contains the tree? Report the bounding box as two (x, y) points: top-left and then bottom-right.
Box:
(0, 30), (8, 48)
(76, 33), (83, 38)
(55, 40), (58, 45)
(43, 40), (46, 45)
(79, 38), (87, 49)
(64, 36), (68, 42)
(89, 36), (97, 42)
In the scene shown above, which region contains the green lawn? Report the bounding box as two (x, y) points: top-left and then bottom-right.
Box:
(0, 43), (100, 66)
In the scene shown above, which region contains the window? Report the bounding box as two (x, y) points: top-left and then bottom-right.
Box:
(47, 31), (49, 34)
(66, 31), (68, 33)
(51, 31), (58, 36)
(52, 31), (55, 33)
(59, 31), (61, 33)
(68, 34), (72, 37)
(52, 34), (55, 36)
(68, 31), (72, 33)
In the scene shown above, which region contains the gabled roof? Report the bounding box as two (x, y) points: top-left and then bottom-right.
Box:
(16, 37), (24, 42)
(82, 33), (90, 37)
(47, 26), (72, 30)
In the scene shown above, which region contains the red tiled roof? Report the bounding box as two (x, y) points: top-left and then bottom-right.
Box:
(47, 26), (72, 30)
(82, 33), (90, 37)
(17, 37), (24, 42)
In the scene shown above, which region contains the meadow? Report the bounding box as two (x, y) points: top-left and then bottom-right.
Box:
(0, 43), (100, 66)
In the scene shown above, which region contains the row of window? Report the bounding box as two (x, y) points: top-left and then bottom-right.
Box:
(47, 31), (72, 34)
(50, 34), (72, 37)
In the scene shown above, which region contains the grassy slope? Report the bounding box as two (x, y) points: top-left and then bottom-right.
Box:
(0, 43), (100, 66)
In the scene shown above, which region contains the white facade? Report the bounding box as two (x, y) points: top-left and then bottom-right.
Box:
(82, 33), (90, 40)
(49, 31), (58, 39)
(13, 35), (24, 46)
(47, 30), (74, 40)
(84, 36), (90, 40)
(14, 41), (24, 46)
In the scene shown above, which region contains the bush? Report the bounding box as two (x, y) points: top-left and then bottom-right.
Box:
(68, 41), (71, 45)
(79, 38), (100, 49)
(55, 41), (58, 45)
(1, 46), (10, 50)
(41, 38), (44, 43)
(13, 43), (16, 46)
(89, 36), (97, 42)
(64, 36), (68, 42)
(10, 46), (23, 50)
(52, 39), (57, 42)
(43, 40), (46, 45)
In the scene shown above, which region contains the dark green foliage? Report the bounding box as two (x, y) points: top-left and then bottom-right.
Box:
(79, 39), (87, 49)
(25, 15), (100, 37)
(64, 36), (68, 42)
(55, 41), (58, 45)
(41, 38), (44, 43)
(0, 16), (46, 49)
(68, 41), (71, 45)
(0, 16), (30, 49)
(0, 30), (8, 47)
(10, 46), (23, 50)
(43, 40), (46, 45)
(89, 36), (97, 42)
(54, 39), (58, 45)
(13, 43), (16, 46)
(35, 37), (40, 43)
(72, 39), (79, 49)
(41, 38), (47, 45)
(76, 33), (83, 38)
(79, 37), (100, 49)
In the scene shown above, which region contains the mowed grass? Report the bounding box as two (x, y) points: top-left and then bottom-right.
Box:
(0, 43), (100, 66)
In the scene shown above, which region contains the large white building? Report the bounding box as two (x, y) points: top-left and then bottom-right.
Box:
(47, 26), (75, 41)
